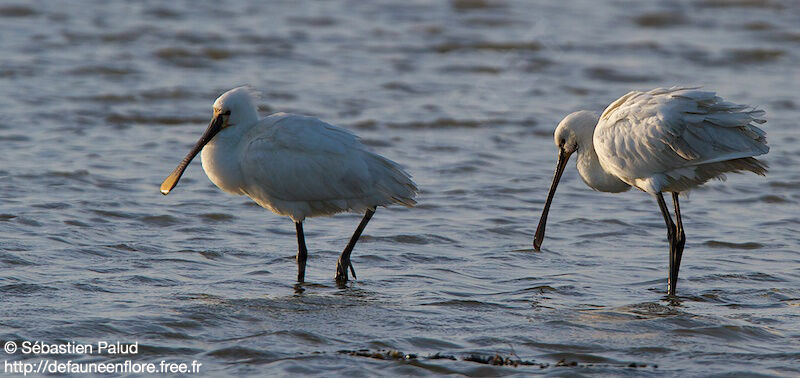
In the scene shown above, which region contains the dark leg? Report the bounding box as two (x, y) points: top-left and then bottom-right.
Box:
(296, 222), (308, 283)
(656, 193), (679, 296)
(335, 208), (375, 285)
(672, 192), (686, 289)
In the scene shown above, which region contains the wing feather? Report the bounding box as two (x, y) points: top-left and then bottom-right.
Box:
(241, 114), (373, 202)
(237, 113), (417, 220)
(595, 87), (768, 191)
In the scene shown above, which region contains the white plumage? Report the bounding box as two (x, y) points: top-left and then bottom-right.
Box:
(534, 87), (769, 296)
(162, 87), (418, 284)
(203, 112), (417, 222)
(592, 87), (768, 194)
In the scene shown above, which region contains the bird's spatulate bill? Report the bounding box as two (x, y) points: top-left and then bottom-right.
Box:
(533, 149), (570, 251)
(160, 114), (224, 195)
(160, 156), (193, 195)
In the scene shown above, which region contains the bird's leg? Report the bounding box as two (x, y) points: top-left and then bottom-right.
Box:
(335, 208), (375, 285)
(657, 193), (679, 296)
(295, 222), (308, 283)
(672, 192), (686, 283)
(672, 192), (686, 247)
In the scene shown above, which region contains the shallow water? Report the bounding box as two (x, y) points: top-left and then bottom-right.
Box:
(1, 0), (799, 376)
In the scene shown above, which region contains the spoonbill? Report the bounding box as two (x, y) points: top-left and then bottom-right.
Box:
(533, 87), (768, 296)
(160, 87), (418, 285)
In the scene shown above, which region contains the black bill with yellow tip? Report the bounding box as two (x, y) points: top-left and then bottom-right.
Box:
(160, 113), (224, 195)
(533, 148), (571, 251)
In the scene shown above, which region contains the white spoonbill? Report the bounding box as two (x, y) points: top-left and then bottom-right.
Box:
(533, 87), (768, 296)
(160, 87), (418, 285)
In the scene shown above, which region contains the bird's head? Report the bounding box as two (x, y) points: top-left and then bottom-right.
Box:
(159, 86), (260, 195)
(212, 86), (260, 129)
(553, 110), (598, 156)
(533, 110), (599, 251)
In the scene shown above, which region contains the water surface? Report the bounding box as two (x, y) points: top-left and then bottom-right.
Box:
(1, 0), (799, 376)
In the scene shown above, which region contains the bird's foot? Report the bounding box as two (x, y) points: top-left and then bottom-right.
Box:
(335, 257), (355, 286)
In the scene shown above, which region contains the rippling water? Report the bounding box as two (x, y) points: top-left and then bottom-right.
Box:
(1, 0), (799, 376)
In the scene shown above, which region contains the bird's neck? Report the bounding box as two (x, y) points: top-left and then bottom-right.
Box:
(199, 119), (258, 195)
(576, 130), (631, 193)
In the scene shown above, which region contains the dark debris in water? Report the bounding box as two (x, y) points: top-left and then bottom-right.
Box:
(462, 353), (539, 367)
(427, 352), (456, 360)
(340, 349), (418, 361)
(337, 349), (658, 370)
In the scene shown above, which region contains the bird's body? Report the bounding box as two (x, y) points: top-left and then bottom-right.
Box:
(592, 87), (767, 194)
(161, 87), (417, 285)
(200, 112), (416, 222)
(534, 87), (768, 296)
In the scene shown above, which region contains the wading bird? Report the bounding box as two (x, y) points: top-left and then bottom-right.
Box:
(161, 87), (418, 285)
(533, 87), (768, 296)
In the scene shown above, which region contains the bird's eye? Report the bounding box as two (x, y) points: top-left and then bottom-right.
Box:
(559, 138), (565, 147)
(222, 110), (231, 116)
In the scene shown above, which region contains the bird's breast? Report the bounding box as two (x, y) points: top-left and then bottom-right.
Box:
(200, 135), (246, 195)
(577, 146), (631, 193)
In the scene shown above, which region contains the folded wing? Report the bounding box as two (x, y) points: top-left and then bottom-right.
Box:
(595, 87), (768, 192)
(240, 114), (417, 220)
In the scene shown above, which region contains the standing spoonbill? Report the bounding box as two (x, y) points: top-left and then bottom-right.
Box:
(533, 87), (768, 296)
(160, 87), (418, 285)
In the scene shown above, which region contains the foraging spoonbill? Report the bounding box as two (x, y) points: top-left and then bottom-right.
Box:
(161, 87), (418, 285)
(533, 87), (768, 296)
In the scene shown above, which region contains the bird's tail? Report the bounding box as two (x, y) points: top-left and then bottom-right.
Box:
(367, 153), (418, 207)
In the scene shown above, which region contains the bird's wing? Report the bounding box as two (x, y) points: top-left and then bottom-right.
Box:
(595, 87), (768, 179)
(240, 114), (375, 203)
